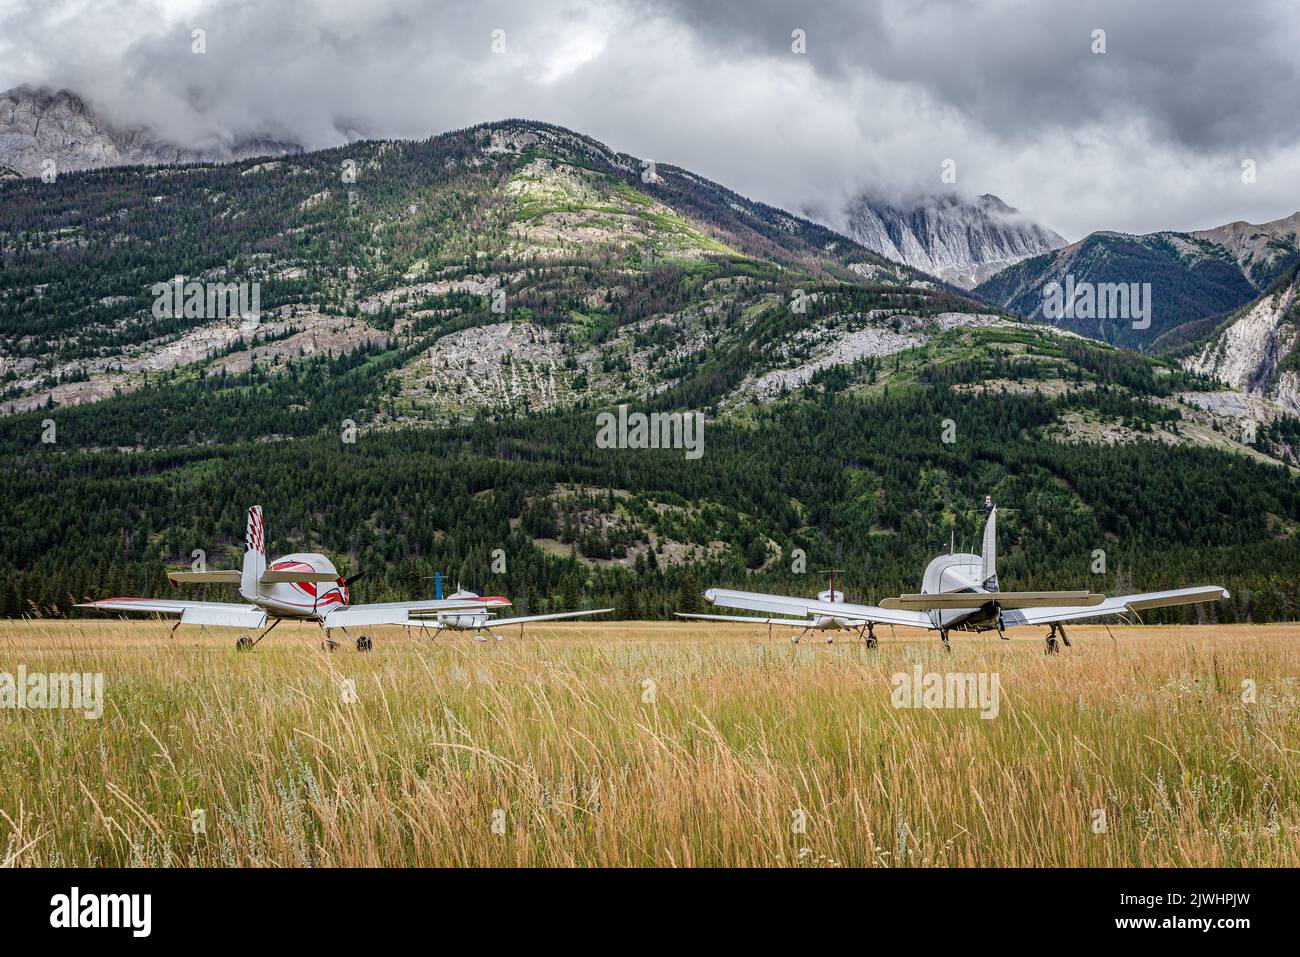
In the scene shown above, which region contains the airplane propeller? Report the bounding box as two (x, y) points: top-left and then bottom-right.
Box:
(315, 572), (364, 614)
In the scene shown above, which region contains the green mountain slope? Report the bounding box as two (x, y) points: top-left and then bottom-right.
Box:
(1, 119), (953, 418)
(975, 214), (1300, 349)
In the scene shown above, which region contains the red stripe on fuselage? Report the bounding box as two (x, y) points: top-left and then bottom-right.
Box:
(267, 593), (346, 609)
(269, 559), (322, 598)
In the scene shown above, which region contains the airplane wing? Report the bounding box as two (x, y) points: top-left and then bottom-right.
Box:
(676, 612), (821, 626)
(881, 591), (1104, 610)
(166, 571), (243, 584)
(705, 588), (933, 629)
(488, 608), (614, 628)
(167, 570), (343, 586)
(1000, 586), (1230, 627)
(324, 597), (510, 628)
(76, 598), (267, 629)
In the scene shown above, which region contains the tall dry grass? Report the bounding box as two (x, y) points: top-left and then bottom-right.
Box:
(1, 619), (1297, 866)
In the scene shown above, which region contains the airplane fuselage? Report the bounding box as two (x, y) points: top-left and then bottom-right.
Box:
(249, 554), (350, 620)
(428, 590), (512, 630)
(920, 551), (1003, 633)
(808, 615), (860, 631)
(806, 588), (862, 632)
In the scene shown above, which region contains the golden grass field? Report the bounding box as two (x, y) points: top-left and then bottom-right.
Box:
(1, 618), (1297, 867)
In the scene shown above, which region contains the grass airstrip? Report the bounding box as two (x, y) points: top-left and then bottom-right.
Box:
(1, 619), (1296, 866)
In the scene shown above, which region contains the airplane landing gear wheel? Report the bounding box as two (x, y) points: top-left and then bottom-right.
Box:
(356, 635), (373, 652)
(322, 638), (339, 652)
(1045, 634), (1060, 655)
(236, 635), (252, 651)
(866, 637), (877, 649)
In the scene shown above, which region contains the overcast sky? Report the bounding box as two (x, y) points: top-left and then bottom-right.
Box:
(2, 0), (1297, 240)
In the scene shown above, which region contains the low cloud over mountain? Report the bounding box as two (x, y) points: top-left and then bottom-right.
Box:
(2, 0), (1298, 239)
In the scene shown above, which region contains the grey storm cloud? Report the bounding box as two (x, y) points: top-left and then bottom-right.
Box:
(647, 0), (1300, 154)
(1, 0), (1297, 239)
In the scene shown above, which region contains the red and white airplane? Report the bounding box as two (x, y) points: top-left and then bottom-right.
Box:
(76, 506), (518, 652)
(414, 572), (612, 641)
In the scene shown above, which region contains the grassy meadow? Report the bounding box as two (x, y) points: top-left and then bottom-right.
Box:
(1, 618), (1297, 867)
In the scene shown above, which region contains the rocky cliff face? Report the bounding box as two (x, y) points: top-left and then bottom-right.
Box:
(1180, 268), (1300, 414)
(0, 85), (299, 177)
(841, 192), (1066, 288)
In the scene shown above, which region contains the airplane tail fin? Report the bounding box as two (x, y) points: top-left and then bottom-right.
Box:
(241, 505), (267, 600)
(981, 505), (998, 592)
(434, 570), (443, 601)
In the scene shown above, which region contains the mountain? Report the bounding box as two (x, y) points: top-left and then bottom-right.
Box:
(0, 117), (959, 420)
(0, 85), (300, 178)
(1157, 264), (1300, 415)
(975, 213), (1300, 349)
(2, 118), (1299, 622)
(1193, 212), (1300, 287)
(841, 192), (1066, 289)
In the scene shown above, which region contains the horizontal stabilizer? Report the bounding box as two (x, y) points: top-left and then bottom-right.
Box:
(168, 571), (242, 584)
(260, 570), (342, 584)
(881, 591), (1104, 610)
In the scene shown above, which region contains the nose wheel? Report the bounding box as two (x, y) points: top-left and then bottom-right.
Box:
(322, 627), (372, 652)
(1045, 623), (1070, 655)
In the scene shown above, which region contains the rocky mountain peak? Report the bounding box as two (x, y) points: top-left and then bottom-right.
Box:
(0, 84), (301, 178)
(1192, 211), (1300, 287)
(840, 190), (1066, 289)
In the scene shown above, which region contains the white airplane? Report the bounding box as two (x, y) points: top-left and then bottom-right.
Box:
(414, 571), (612, 641)
(677, 568), (884, 645)
(694, 502), (1229, 653)
(75, 506), (515, 652)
